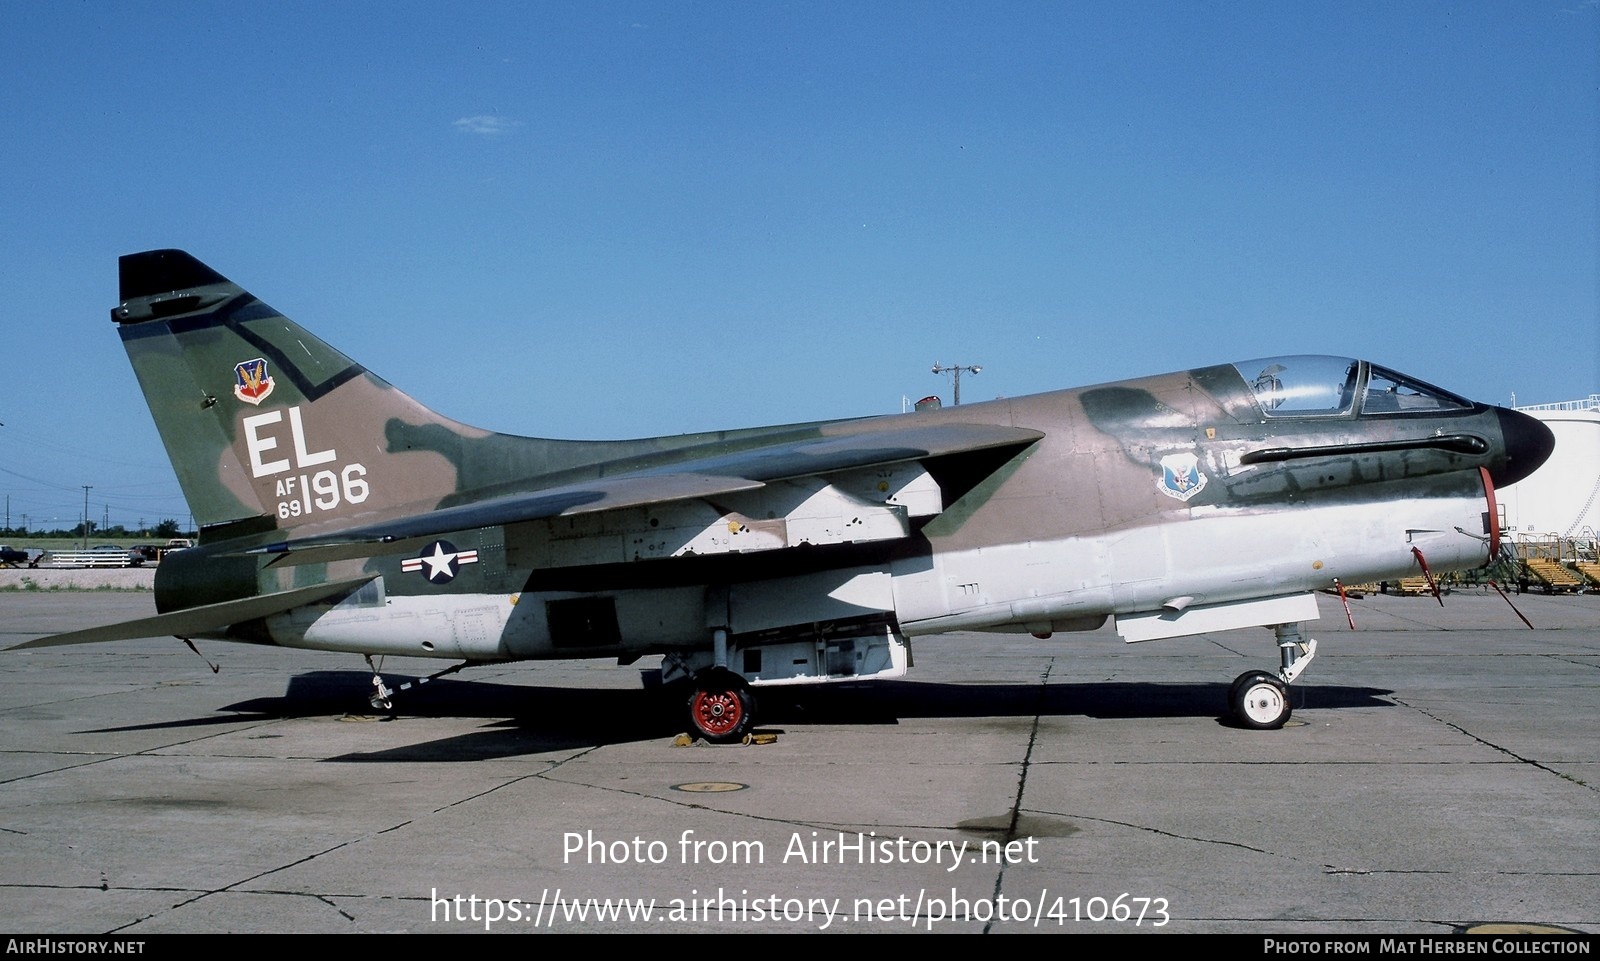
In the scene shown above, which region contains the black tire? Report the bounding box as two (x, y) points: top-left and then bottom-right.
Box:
(1229, 670), (1291, 730)
(1228, 669), (1278, 706)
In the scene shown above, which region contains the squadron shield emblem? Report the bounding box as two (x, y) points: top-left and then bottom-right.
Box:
(1157, 452), (1207, 502)
(233, 358), (275, 405)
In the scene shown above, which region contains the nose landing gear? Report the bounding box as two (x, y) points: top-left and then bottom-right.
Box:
(1228, 622), (1317, 729)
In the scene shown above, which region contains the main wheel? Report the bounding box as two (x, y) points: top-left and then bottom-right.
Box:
(1229, 671), (1291, 730)
(687, 670), (756, 743)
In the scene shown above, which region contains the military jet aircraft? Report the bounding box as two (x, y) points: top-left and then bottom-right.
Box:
(13, 250), (1554, 739)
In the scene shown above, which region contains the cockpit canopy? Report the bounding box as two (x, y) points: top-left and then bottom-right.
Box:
(1233, 356), (1472, 418)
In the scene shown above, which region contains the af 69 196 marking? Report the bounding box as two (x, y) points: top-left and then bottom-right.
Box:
(274, 464), (369, 519)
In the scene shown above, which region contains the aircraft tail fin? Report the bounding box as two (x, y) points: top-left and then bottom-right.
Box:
(113, 250), (559, 540)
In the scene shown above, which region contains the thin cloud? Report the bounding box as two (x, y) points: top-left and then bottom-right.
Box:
(453, 115), (521, 135)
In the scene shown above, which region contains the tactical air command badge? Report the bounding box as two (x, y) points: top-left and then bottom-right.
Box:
(233, 358), (275, 405)
(1157, 452), (1207, 502)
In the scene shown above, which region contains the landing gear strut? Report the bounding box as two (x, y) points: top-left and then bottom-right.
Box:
(364, 655), (470, 711)
(367, 655), (395, 710)
(1228, 622), (1317, 730)
(686, 668), (756, 743)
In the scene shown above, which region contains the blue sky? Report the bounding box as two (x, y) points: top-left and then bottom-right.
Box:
(1, 2), (1596, 533)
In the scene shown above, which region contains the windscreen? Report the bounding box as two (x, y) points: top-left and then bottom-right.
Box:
(1361, 366), (1472, 414)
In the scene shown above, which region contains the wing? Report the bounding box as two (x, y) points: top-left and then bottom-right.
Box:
(249, 421), (1043, 561)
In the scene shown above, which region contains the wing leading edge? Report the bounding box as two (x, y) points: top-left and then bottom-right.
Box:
(248, 421), (1044, 557)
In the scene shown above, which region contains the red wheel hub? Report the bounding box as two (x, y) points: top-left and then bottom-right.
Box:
(692, 689), (744, 736)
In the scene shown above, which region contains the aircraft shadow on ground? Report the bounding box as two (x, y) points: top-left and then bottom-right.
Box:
(90, 669), (1393, 762)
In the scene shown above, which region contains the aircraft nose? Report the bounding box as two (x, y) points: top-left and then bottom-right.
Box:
(1490, 407), (1555, 488)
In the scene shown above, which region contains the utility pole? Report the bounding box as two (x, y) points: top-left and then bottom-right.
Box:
(932, 362), (983, 406)
(81, 486), (92, 549)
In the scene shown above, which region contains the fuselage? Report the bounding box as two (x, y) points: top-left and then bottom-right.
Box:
(156, 354), (1551, 667)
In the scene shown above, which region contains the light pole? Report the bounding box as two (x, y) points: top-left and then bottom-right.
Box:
(932, 362), (983, 406)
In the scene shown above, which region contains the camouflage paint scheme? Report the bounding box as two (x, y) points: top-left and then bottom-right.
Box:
(16, 250), (1555, 738)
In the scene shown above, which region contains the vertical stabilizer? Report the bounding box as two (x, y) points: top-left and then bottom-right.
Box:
(113, 250), (488, 538)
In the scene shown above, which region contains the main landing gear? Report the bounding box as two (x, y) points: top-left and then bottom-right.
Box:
(675, 627), (760, 744)
(1228, 622), (1317, 730)
(686, 668), (757, 744)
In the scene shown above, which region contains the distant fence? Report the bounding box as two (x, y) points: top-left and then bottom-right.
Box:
(42, 550), (142, 569)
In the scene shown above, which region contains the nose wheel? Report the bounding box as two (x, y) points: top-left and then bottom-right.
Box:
(1229, 671), (1291, 729)
(1227, 622), (1317, 730)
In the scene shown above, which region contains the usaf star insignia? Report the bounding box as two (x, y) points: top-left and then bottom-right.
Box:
(401, 540), (480, 583)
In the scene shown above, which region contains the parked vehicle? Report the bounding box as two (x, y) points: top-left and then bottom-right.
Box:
(89, 545), (144, 568)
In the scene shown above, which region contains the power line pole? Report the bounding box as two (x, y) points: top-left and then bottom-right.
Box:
(81, 485), (92, 549)
(932, 362), (983, 406)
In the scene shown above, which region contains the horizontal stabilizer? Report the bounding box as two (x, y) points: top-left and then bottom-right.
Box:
(9, 576), (377, 650)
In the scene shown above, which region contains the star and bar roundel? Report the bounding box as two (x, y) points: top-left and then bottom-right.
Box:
(400, 540), (480, 584)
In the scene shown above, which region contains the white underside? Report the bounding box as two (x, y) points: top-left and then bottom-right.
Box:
(263, 487), (1489, 666)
